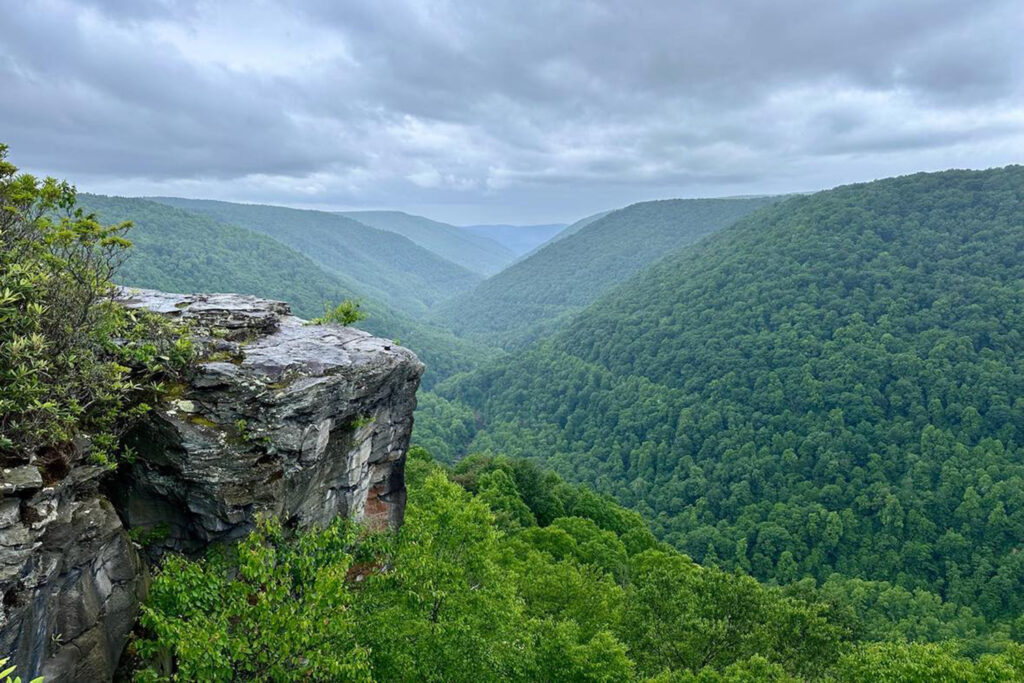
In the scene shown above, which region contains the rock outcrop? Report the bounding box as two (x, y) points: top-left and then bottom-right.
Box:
(0, 289), (423, 681)
(0, 457), (146, 682)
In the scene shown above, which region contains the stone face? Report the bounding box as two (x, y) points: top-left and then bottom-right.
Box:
(0, 463), (146, 683)
(0, 466), (43, 495)
(0, 288), (424, 681)
(113, 289), (423, 555)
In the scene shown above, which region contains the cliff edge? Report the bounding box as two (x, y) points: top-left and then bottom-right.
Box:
(0, 289), (424, 681)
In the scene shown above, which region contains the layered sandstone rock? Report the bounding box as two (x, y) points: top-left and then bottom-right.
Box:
(0, 289), (423, 681)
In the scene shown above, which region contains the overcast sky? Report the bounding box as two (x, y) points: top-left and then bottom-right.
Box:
(1, 0), (1021, 224)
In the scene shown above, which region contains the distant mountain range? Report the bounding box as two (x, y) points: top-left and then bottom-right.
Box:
(434, 197), (777, 348)
(80, 194), (499, 388)
(338, 210), (516, 276)
(459, 223), (567, 255)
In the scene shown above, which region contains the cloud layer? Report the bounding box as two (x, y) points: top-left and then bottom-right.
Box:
(2, 0), (1022, 223)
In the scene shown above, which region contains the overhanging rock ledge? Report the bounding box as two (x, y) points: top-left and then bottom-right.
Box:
(0, 288), (424, 682)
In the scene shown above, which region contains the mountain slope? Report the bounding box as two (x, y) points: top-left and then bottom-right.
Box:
(340, 210), (516, 276)
(79, 194), (358, 317)
(148, 197), (481, 318)
(510, 210), (614, 265)
(79, 194), (498, 387)
(534, 210), (611, 249)
(435, 197), (777, 348)
(435, 166), (1024, 620)
(460, 223), (566, 255)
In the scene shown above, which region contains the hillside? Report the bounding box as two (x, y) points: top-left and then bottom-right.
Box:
(78, 194), (497, 387)
(148, 197), (481, 318)
(529, 210), (611, 250)
(435, 197), (777, 348)
(460, 223), (566, 255)
(434, 166), (1024, 621)
(79, 194), (359, 318)
(509, 210), (614, 266)
(340, 210), (516, 275)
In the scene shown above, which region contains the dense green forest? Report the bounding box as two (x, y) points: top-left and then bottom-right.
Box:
(434, 197), (777, 349)
(149, 197), (481, 318)
(430, 167), (1024, 624)
(79, 194), (499, 387)
(135, 450), (1024, 680)
(79, 195), (361, 318)
(340, 210), (516, 276)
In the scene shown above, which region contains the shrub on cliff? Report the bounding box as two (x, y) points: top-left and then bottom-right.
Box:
(310, 298), (368, 326)
(0, 144), (192, 466)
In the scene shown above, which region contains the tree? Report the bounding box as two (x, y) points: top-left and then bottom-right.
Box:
(356, 471), (531, 681)
(0, 143), (191, 465)
(135, 518), (372, 681)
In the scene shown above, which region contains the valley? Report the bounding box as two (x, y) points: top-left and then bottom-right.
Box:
(4, 149), (1023, 680)
(91, 165), (1024, 634)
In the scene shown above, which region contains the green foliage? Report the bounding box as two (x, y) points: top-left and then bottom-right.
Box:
(785, 574), (1014, 651)
(434, 197), (777, 349)
(833, 641), (1024, 682)
(350, 414), (375, 429)
(411, 391), (480, 462)
(0, 146), (191, 464)
(437, 166), (1024, 622)
(356, 471), (533, 681)
(135, 517), (371, 681)
(309, 299), (367, 326)
(139, 453), (1024, 680)
(128, 522), (171, 547)
(0, 656), (43, 683)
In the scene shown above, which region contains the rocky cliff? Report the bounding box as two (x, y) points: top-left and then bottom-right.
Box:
(0, 290), (424, 682)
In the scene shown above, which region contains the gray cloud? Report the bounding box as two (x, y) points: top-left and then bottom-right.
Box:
(1, 0), (1021, 223)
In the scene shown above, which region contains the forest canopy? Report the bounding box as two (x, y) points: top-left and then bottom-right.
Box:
(135, 450), (1024, 681)
(433, 166), (1024, 622)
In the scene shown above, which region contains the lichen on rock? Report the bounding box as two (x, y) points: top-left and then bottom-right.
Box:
(112, 288), (424, 553)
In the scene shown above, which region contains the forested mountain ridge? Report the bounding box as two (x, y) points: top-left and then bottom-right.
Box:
(507, 210), (614, 268)
(340, 210), (516, 275)
(434, 196), (778, 349)
(78, 194), (359, 318)
(148, 196), (481, 318)
(524, 209), (611, 253)
(78, 194), (499, 387)
(433, 165), (1024, 621)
